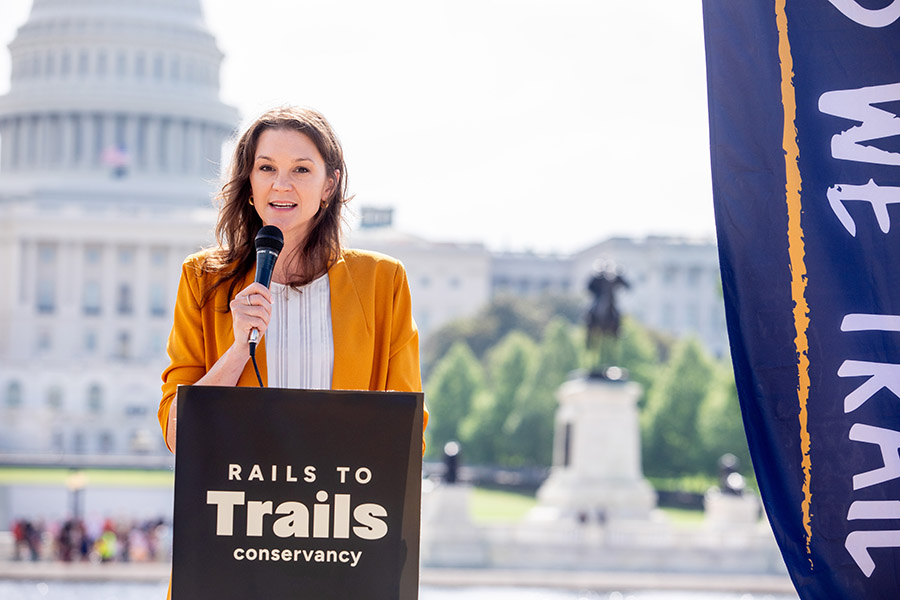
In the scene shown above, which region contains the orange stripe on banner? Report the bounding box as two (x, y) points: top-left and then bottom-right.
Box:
(775, 0), (813, 566)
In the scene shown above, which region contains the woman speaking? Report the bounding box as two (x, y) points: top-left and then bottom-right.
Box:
(158, 106), (426, 453)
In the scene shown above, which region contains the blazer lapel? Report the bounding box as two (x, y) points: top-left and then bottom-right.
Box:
(328, 253), (374, 389)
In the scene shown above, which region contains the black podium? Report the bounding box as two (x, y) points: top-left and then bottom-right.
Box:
(171, 385), (425, 600)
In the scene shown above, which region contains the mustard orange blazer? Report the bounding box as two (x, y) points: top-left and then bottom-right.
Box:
(158, 248), (427, 450)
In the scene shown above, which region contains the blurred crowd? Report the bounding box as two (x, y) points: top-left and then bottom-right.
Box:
(10, 517), (171, 563)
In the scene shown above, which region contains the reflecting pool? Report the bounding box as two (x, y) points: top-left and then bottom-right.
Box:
(0, 581), (798, 600)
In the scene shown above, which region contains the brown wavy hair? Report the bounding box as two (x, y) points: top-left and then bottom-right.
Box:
(201, 106), (349, 308)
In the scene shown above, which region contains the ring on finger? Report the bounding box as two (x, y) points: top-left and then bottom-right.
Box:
(246, 295), (252, 307)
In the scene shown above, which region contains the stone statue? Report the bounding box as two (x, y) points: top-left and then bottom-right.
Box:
(585, 260), (629, 377)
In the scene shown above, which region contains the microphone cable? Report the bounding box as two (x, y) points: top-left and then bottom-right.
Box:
(249, 341), (264, 387)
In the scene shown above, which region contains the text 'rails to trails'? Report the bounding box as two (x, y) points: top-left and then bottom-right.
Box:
(206, 463), (390, 543)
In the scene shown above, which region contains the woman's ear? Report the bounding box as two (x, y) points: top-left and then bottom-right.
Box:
(323, 169), (340, 201)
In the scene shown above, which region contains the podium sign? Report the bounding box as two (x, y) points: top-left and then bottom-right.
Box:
(172, 386), (424, 599)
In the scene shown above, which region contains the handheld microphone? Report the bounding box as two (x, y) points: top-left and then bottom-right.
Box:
(248, 225), (284, 355)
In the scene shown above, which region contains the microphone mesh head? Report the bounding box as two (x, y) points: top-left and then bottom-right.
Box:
(255, 225), (284, 253)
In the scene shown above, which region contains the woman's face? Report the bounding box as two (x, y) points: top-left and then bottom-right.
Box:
(249, 128), (336, 249)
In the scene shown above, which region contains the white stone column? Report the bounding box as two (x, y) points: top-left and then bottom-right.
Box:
(187, 120), (202, 175)
(81, 114), (96, 168)
(202, 124), (218, 178)
(47, 115), (61, 167)
(31, 116), (42, 168)
(18, 117), (30, 170)
(158, 118), (170, 172)
(103, 114), (116, 157)
(60, 114), (74, 169)
(144, 116), (159, 173)
(133, 116), (145, 171)
(125, 114), (139, 173)
(27, 117), (38, 169)
(179, 120), (192, 175)
(212, 125), (229, 178)
(169, 118), (183, 174)
(43, 115), (56, 167)
(81, 114), (95, 169)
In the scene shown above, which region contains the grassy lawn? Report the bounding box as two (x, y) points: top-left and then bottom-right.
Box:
(469, 487), (538, 523)
(0, 467), (174, 488)
(659, 506), (706, 526)
(467, 486), (706, 527)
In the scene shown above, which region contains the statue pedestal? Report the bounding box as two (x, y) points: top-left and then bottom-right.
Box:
(535, 376), (656, 523)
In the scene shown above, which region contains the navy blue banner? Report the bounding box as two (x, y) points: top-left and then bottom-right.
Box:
(703, 1), (900, 597)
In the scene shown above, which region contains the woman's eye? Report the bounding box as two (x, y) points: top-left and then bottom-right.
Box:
(294, 167), (309, 174)
(259, 165), (274, 172)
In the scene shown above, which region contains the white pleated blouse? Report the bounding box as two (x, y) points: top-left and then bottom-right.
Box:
(265, 273), (334, 389)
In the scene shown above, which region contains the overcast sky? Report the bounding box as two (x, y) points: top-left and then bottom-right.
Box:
(0, 0), (716, 253)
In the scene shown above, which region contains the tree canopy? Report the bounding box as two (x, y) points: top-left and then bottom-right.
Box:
(422, 299), (751, 482)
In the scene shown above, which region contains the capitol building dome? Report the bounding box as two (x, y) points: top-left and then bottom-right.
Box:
(0, 0), (238, 458)
(0, 0), (237, 202)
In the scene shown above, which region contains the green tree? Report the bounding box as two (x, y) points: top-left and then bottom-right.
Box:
(421, 295), (582, 378)
(641, 338), (715, 477)
(617, 317), (669, 395)
(424, 342), (484, 459)
(697, 361), (752, 476)
(460, 331), (538, 465)
(503, 318), (581, 466)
